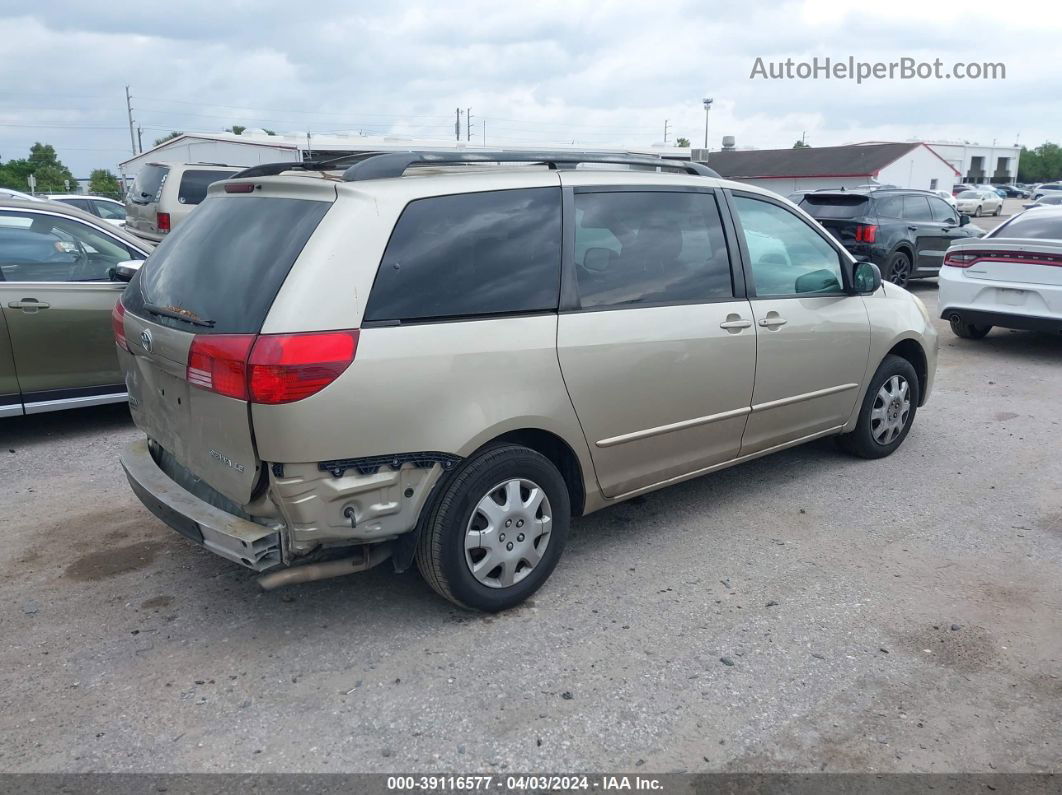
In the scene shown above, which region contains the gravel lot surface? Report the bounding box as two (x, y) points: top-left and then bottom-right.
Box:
(1, 279), (1059, 774)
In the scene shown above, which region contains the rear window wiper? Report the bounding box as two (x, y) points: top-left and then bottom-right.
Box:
(143, 302), (216, 328)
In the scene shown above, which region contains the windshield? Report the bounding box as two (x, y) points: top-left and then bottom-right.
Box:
(125, 195), (331, 334)
(797, 195), (869, 219)
(129, 165), (169, 205)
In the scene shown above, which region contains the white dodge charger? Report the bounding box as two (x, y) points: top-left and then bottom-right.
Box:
(940, 206), (1062, 338)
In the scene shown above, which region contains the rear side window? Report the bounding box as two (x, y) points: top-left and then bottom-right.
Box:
(798, 195), (869, 219)
(902, 195), (933, 221)
(874, 196), (902, 218)
(573, 191), (733, 308)
(364, 188), (561, 323)
(127, 196), (330, 334)
(178, 170), (237, 205)
(130, 165), (169, 205)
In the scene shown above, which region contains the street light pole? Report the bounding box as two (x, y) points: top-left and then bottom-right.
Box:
(702, 97), (714, 155)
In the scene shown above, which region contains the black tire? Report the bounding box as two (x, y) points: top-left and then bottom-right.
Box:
(949, 317), (992, 339)
(975, 205), (982, 217)
(994, 203), (1002, 216)
(415, 444), (570, 612)
(886, 251), (912, 287)
(837, 354), (920, 459)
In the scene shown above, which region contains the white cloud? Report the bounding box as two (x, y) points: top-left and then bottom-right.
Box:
(0, 0), (1056, 176)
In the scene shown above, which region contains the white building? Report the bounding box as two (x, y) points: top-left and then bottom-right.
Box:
(702, 142), (960, 195)
(117, 131), (689, 181)
(918, 141), (1021, 186)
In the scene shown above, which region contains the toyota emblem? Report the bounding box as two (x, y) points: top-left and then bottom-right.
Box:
(139, 329), (153, 352)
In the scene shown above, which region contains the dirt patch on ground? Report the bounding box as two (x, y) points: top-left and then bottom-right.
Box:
(892, 624), (999, 673)
(65, 540), (167, 582)
(140, 595), (175, 610)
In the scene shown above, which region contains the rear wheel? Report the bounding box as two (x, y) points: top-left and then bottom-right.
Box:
(994, 203), (1002, 216)
(950, 317), (992, 339)
(886, 251), (912, 287)
(415, 444), (570, 611)
(837, 354), (919, 459)
(974, 204), (983, 217)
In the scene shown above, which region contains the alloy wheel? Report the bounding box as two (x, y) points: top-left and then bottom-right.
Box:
(871, 375), (911, 445)
(464, 478), (553, 589)
(888, 254), (911, 287)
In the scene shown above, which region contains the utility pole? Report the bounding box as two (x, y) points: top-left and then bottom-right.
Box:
(702, 97), (714, 153)
(137, 126), (143, 153)
(482, 120), (486, 147)
(466, 108), (472, 142)
(125, 85), (137, 156)
(455, 108), (462, 141)
(663, 119), (670, 144)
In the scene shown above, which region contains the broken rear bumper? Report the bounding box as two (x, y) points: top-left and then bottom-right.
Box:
(121, 438), (283, 571)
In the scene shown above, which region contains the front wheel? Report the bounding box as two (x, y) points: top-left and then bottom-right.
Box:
(415, 444), (570, 611)
(837, 355), (920, 459)
(974, 205), (983, 217)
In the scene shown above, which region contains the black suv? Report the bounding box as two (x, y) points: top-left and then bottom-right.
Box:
(793, 188), (981, 287)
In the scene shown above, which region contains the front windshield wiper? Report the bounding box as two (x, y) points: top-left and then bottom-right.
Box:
(143, 302), (216, 328)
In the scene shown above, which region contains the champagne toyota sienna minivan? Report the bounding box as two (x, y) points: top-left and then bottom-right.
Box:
(116, 150), (937, 611)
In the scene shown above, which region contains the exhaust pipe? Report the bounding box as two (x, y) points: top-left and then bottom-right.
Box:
(258, 543), (392, 590)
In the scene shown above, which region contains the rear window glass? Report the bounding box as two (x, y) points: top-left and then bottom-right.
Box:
(130, 165), (169, 205)
(364, 188), (561, 323)
(126, 196), (330, 334)
(178, 170), (238, 205)
(797, 195), (868, 219)
(988, 213), (1062, 240)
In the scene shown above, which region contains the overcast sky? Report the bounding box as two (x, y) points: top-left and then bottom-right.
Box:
(1, 0), (1059, 176)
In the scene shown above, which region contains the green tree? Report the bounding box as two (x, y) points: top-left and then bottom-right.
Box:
(229, 125), (246, 135)
(89, 168), (121, 197)
(0, 142), (76, 193)
(153, 130), (183, 147)
(262, 128), (277, 136)
(675, 136), (690, 147)
(1018, 142), (1062, 182)
(793, 139), (811, 148)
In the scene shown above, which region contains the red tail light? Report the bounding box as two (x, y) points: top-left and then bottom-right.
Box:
(249, 330), (360, 404)
(156, 211), (171, 233)
(187, 334), (255, 400)
(944, 249), (1062, 269)
(855, 224), (877, 243)
(943, 251), (977, 268)
(112, 296), (129, 352)
(186, 330), (359, 404)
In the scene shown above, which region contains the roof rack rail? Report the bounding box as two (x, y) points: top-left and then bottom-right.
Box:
(230, 152), (382, 180)
(340, 150), (721, 182)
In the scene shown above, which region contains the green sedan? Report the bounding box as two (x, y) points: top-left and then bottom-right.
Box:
(0, 198), (152, 416)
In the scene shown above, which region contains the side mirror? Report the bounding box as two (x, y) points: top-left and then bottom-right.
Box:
(959, 214), (971, 227)
(852, 260), (882, 294)
(111, 259), (144, 282)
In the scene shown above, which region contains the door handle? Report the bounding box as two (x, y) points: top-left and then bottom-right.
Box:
(719, 318), (752, 330)
(8, 299), (51, 311)
(758, 316), (787, 328)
